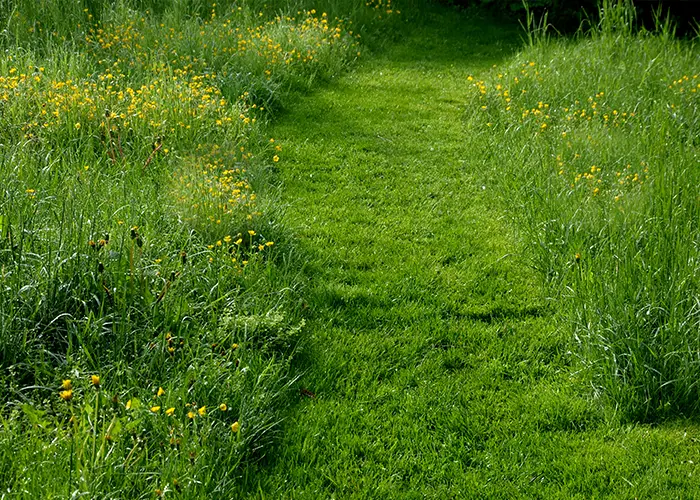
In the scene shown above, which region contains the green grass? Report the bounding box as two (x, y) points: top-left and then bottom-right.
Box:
(1, 0), (699, 497)
(469, 0), (699, 421)
(0, 0), (393, 496)
(241, 4), (700, 498)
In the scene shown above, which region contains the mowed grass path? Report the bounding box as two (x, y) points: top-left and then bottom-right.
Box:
(251, 7), (700, 498)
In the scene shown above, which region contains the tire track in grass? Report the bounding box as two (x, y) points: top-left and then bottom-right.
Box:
(249, 6), (700, 498)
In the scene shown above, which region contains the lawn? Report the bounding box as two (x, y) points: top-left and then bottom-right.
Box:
(0, 0), (698, 498)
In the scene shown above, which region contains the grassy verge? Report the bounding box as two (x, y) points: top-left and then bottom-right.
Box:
(0, 0), (401, 496)
(468, 0), (699, 422)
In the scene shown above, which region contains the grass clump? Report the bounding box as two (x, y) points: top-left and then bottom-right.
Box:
(467, 0), (699, 422)
(0, 0), (402, 496)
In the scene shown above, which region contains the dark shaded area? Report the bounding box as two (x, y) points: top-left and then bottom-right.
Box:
(434, 0), (598, 32)
(435, 0), (700, 35)
(440, 304), (551, 324)
(636, 0), (700, 35)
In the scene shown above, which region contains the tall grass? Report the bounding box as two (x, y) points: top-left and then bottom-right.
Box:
(467, 0), (699, 421)
(0, 0), (402, 496)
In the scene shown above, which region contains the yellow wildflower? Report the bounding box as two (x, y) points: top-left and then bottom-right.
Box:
(150, 406), (161, 413)
(198, 406), (207, 416)
(231, 421), (240, 433)
(61, 379), (72, 390)
(59, 389), (73, 401)
(165, 407), (175, 416)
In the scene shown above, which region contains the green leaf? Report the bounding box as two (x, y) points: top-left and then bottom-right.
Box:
(0, 214), (7, 238)
(21, 404), (49, 429)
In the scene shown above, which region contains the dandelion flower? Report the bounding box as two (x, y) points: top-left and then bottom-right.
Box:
(157, 387), (165, 397)
(91, 375), (100, 387)
(231, 421), (240, 433)
(59, 389), (73, 401)
(165, 407), (175, 416)
(273, 155), (279, 162)
(187, 411), (196, 419)
(61, 379), (72, 390)
(150, 406), (161, 413)
(219, 403), (227, 411)
(198, 406), (207, 416)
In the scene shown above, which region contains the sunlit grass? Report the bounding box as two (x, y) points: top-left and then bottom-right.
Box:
(467, 0), (699, 421)
(0, 0), (401, 496)
(2, 0), (699, 496)
(246, 4), (700, 497)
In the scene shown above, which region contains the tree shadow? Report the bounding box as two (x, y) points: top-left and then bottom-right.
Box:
(368, 6), (524, 70)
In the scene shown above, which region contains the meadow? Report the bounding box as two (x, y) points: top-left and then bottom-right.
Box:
(0, 0), (698, 497)
(0, 0), (399, 496)
(469, 0), (699, 422)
